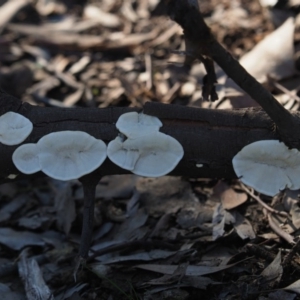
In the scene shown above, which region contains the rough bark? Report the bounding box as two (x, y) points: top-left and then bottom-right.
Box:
(0, 91), (283, 184)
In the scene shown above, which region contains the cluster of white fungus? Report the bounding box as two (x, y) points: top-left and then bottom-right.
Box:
(232, 140), (300, 196)
(107, 112), (184, 177)
(5, 111), (298, 194)
(11, 111), (184, 180)
(13, 131), (107, 181)
(5, 111), (300, 196)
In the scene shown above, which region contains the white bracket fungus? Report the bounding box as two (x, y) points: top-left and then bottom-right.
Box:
(109, 111), (184, 177)
(107, 132), (184, 177)
(11, 131), (107, 180)
(12, 143), (41, 174)
(0, 112), (33, 145)
(232, 140), (300, 196)
(116, 111), (162, 139)
(37, 131), (107, 181)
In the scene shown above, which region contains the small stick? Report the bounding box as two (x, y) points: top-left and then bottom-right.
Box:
(268, 76), (300, 104)
(267, 211), (295, 244)
(79, 177), (99, 258)
(241, 184), (288, 217)
(73, 173), (101, 280)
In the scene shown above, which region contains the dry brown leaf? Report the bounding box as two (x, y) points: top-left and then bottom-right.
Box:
(0, 282), (25, 300)
(261, 250), (283, 286)
(0, 195), (28, 223)
(221, 18), (296, 107)
(18, 215), (52, 230)
(52, 181), (75, 235)
(220, 187), (248, 210)
(0, 228), (45, 250)
(284, 279), (300, 294)
(240, 18), (295, 82)
(96, 249), (176, 264)
(145, 263), (189, 285)
(212, 203), (225, 240)
(18, 250), (54, 300)
(283, 191), (300, 229)
(136, 260), (242, 276)
(233, 212), (256, 240)
(201, 246), (237, 267)
(137, 177), (199, 217)
(55, 283), (88, 300)
(100, 175), (137, 199)
(267, 290), (296, 300)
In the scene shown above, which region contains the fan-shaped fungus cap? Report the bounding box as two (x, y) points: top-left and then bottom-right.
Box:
(12, 143), (41, 174)
(37, 131), (107, 181)
(0, 112), (33, 145)
(232, 140), (300, 196)
(116, 112), (162, 138)
(107, 132), (184, 177)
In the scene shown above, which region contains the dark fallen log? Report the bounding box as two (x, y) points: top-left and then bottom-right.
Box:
(0, 91), (279, 183)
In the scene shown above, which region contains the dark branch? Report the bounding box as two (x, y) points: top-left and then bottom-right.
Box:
(163, 0), (300, 148)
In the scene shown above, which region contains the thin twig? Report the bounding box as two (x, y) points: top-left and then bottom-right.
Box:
(266, 210), (295, 244)
(241, 184), (289, 217)
(268, 77), (300, 104)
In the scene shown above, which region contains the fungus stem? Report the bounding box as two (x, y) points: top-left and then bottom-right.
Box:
(80, 183), (95, 257)
(74, 174), (101, 280)
(79, 174), (101, 259)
